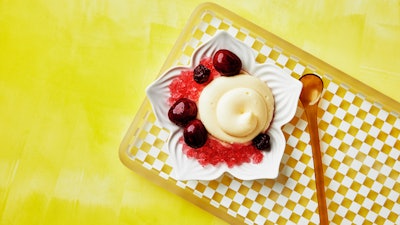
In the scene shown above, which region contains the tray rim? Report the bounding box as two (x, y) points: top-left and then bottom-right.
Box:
(119, 2), (400, 225)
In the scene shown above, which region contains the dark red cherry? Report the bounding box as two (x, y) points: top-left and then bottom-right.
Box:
(193, 64), (211, 84)
(252, 133), (271, 151)
(213, 49), (242, 76)
(168, 98), (197, 127)
(183, 119), (208, 148)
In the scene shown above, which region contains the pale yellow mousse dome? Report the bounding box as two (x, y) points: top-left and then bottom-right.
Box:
(198, 74), (274, 144)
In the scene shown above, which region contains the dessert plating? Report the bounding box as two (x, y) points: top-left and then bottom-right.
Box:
(167, 49), (274, 167)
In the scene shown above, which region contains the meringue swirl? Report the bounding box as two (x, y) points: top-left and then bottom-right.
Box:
(198, 74), (274, 144)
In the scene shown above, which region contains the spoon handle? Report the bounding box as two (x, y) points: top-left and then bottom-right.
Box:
(304, 105), (329, 224)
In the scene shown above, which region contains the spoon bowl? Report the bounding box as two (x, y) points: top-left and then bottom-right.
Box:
(299, 74), (328, 224)
(300, 74), (324, 106)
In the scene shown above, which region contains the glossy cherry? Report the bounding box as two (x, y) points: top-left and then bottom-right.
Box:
(213, 49), (242, 76)
(183, 119), (208, 148)
(168, 98), (198, 127)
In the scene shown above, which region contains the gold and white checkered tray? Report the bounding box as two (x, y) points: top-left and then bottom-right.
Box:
(119, 3), (400, 225)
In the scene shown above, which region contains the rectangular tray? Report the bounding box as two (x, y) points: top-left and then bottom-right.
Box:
(119, 3), (400, 225)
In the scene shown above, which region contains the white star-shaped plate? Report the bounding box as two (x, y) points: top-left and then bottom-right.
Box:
(146, 31), (302, 180)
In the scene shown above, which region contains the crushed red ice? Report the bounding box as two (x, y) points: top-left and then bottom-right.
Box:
(168, 57), (219, 105)
(181, 137), (263, 168)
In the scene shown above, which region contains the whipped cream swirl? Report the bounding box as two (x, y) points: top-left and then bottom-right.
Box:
(198, 74), (274, 144)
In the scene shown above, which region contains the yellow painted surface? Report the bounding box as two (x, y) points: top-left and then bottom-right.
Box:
(0, 1), (399, 224)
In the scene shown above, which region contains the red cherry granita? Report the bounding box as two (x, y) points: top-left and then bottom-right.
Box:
(168, 57), (219, 105)
(168, 57), (264, 168)
(182, 137), (263, 168)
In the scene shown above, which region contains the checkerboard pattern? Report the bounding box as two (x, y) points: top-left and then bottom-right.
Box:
(123, 9), (400, 225)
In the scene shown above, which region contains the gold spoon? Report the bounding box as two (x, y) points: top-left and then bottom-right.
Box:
(299, 74), (328, 224)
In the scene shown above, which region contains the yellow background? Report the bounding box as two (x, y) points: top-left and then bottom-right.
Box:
(1, 0), (399, 224)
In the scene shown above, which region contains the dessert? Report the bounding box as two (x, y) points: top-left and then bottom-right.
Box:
(167, 49), (274, 167)
(146, 31), (303, 180)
